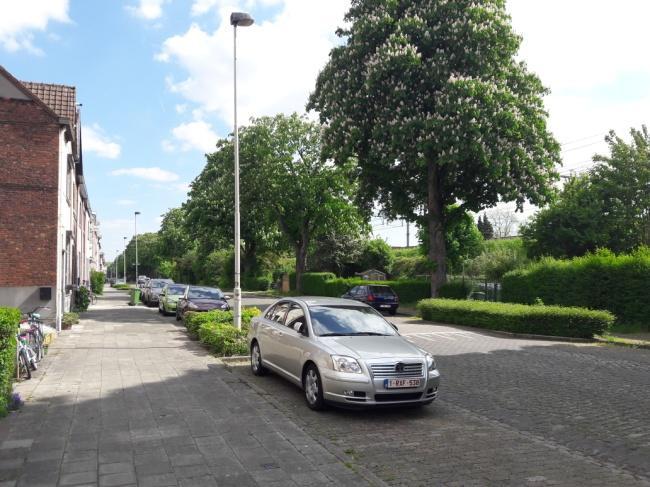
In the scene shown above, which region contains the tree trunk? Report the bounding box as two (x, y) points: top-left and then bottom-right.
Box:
(294, 227), (310, 293)
(427, 158), (447, 297)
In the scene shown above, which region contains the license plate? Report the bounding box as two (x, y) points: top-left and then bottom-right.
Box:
(380, 304), (391, 308)
(384, 378), (421, 389)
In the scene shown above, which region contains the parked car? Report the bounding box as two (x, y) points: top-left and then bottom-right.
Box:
(176, 286), (231, 321)
(142, 278), (174, 306)
(158, 283), (187, 316)
(248, 297), (440, 410)
(341, 284), (399, 315)
(137, 275), (149, 287)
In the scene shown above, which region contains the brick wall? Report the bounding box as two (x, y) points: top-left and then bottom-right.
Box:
(0, 97), (60, 287)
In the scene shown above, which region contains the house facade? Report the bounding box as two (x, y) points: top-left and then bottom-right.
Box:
(0, 65), (102, 330)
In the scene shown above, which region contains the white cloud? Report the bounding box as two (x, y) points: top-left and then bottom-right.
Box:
(111, 167), (179, 182)
(190, 0), (283, 16)
(84, 124), (122, 159)
(0, 0), (69, 54)
(175, 104), (188, 113)
(157, 0), (349, 132)
(126, 0), (168, 20)
(170, 120), (219, 152)
(161, 139), (176, 152)
(116, 199), (136, 206)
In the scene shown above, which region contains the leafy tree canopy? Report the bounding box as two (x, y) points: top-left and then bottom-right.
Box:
(308, 0), (560, 295)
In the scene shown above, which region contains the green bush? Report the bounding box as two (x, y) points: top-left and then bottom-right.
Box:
(438, 280), (472, 300)
(417, 299), (614, 338)
(502, 248), (650, 327)
(62, 312), (79, 328)
(0, 307), (20, 416)
(391, 254), (430, 279)
(184, 307), (261, 336)
(75, 286), (90, 312)
(242, 275), (272, 291)
(90, 270), (105, 295)
(359, 238), (395, 274)
(198, 322), (249, 356)
(113, 283), (131, 290)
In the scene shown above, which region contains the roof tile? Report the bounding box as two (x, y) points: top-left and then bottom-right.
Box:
(21, 81), (76, 122)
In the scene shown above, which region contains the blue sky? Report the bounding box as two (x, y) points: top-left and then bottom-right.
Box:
(2, 0), (650, 257)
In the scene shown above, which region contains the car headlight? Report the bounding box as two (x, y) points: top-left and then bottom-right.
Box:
(425, 353), (436, 371)
(331, 355), (363, 374)
(220, 303), (229, 309)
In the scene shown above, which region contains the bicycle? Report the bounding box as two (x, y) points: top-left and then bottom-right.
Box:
(21, 307), (48, 362)
(16, 333), (36, 380)
(89, 291), (97, 305)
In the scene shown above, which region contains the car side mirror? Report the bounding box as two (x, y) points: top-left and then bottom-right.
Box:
(224, 295), (232, 300)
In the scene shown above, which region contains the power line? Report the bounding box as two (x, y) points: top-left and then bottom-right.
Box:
(560, 132), (606, 147)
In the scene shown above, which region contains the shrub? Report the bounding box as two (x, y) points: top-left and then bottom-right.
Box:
(184, 307), (261, 336)
(242, 275), (272, 291)
(62, 312), (79, 329)
(391, 255), (430, 279)
(74, 286), (90, 312)
(113, 283), (131, 290)
(417, 299), (614, 339)
(0, 307), (20, 416)
(359, 238), (395, 274)
(198, 322), (248, 356)
(438, 280), (472, 300)
(90, 270), (105, 295)
(502, 248), (650, 327)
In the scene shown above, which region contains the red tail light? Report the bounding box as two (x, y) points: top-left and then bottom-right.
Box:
(367, 293), (374, 302)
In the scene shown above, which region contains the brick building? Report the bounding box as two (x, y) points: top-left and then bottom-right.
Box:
(0, 65), (102, 330)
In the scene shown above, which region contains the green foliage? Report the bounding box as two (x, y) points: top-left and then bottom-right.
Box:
(466, 239), (528, 281)
(417, 299), (614, 339)
(62, 312), (79, 328)
(438, 280), (472, 300)
(186, 308), (262, 356)
(184, 308), (261, 336)
(523, 126), (650, 258)
(477, 214), (494, 240)
(309, 228), (365, 275)
(502, 248), (650, 327)
(309, 0), (560, 293)
(198, 322), (249, 356)
(242, 275), (272, 291)
(298, 272), (431, 303)
(391, 254), (430, 279)
(90, 270), (105, 295)
(113, 283), (131, 290)
(358, 239), (395, 274)
(75, 286), (90, 312)
(123, 233), (161, 281)
(158, 208), (192, 261)
(0, 307), (20, 416)
(418, 208), (484, 273)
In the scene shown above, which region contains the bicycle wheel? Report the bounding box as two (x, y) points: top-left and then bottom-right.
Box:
(18, 350), (31, 380)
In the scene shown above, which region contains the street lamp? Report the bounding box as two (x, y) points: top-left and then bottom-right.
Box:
(230, 11), (254, 330)
(134, 211), (141, 281)
(123, 236), (127, 283)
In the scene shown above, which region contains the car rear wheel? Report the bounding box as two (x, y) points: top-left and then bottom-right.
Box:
(303, 364), (326, 411)
(250, 342), (267, 376)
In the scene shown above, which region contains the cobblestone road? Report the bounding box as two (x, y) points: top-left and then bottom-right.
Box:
(232, 312), (650, 486)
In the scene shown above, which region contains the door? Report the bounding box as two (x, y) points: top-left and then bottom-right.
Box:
(274, 304), (308, 380)
(259, 301), (290, 369)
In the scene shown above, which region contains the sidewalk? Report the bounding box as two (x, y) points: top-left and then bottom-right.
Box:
(0, 288), (374, 487)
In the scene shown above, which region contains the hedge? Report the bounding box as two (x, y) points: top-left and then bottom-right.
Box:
(417, 299), (614, 338)
(295, 272), (467, 303)
(502, 249), (650, 326)
(184, 307), (261, 336)
(0, 307), (20, 416)
(198, 322), (249, 356)
(242, 275), (272, 291)
(90, 270), (105, 295)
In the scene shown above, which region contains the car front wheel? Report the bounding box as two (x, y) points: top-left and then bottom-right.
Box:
(303, 364), (326, 410)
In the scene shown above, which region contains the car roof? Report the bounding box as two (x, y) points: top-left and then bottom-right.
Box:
(188, 285), (221, 291)
(286, 296), (368, 308)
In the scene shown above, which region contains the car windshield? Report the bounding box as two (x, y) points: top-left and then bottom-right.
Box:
(188, 287), (223, 300)
(151, 281), (168, 289)
(309, 305), (397, 337)
(369, 286), (395, 297)
(166, 285), (186, 295)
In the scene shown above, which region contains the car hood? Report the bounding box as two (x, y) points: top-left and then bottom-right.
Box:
(320, 336), (423, 360)
(166, 295), (182, 302)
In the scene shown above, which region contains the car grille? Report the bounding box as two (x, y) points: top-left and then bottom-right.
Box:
(375, 392), (423, 402)
(370, 362), (423, 378)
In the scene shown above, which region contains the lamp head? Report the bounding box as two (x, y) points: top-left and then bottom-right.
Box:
(230, 12), (254, 27)
(135, 211), (141, 216)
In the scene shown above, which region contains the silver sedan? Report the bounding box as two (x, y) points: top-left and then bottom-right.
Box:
(247, 297), (441, 410)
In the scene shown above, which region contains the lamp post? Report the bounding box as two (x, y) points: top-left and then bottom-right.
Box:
(134, 211), (140, 281)
(230, 11), (254, 330)
(123, 236), (127, 283)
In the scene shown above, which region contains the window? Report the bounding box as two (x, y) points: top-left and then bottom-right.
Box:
(284, 305), (306, 332)
(270, 302), (290, 324)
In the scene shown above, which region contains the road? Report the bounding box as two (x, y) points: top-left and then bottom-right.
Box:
(234, 295), (650, 486)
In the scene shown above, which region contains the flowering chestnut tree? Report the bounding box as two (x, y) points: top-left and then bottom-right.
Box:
(308, 0), (561, 296)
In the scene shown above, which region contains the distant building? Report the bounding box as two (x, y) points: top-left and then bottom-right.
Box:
(355, 269), (387, 281)
(0, 65), (102, 330)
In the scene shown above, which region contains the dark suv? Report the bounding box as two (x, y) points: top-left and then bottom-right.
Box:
(341, 284), (399, 315)
(142, 278), (174, 307)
